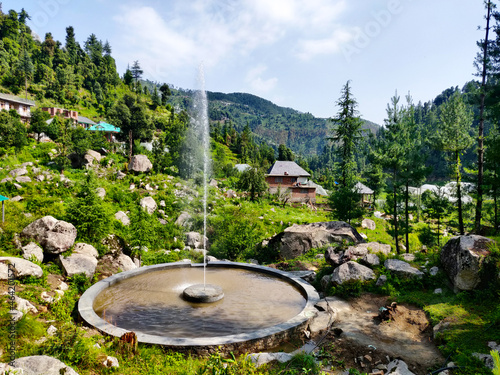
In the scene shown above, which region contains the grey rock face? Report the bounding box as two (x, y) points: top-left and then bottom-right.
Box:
(384, 259), (424, 279)
(268, 221), (365, 259)
(128, 154), (153, 172)
(21, 216), (77, 254)
(11, 355), (79, 375)
(0, 257), (43, 279)
(440, 235), (493, 291)
(140, 196), (157, 214)
(331, 261), (375, 285)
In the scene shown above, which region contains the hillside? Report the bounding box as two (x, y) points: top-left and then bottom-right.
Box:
(166, 87), (380, 156)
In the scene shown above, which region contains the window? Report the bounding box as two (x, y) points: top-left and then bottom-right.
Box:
(275, 177), (283, 183)
(301, 189), (309, 194)
(291, 177), (297, 183)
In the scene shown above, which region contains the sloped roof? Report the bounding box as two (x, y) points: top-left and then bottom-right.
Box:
(0, 93), (35, 106)
(266, 161), (310, 177)
(88, 122), (120, 132)
(354, 182), (374, 195)
(78, 115), (96, 125)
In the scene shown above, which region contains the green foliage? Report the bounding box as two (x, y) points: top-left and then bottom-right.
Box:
(198, 351), (259, 375)
(37, 323), (100, 369)
(235, 167), (268, 201)
(128, 202), (157, 258)
(209, 206), (264, 261)
(492, 350), (500, 375)
(328, 184), (365, 224)
(278, 353), (321, 375)
(65, 173), (110, 242)
(329, 280), (365, 299)
(0, 109), (28, 154)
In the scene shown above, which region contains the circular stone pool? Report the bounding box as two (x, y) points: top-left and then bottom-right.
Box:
(79, 261), (319, 352)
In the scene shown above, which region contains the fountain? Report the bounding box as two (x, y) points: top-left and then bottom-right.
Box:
(78, 66), (319, 354)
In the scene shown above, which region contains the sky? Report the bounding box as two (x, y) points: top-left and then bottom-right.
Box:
(5, 0), (488, 124)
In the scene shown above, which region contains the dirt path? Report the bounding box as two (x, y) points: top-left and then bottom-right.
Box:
(314, 294), (443, 374)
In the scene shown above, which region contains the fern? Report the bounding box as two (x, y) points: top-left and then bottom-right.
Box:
(492, 350), (500, 375)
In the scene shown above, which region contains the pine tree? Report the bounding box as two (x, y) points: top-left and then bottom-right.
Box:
(16, 48), (33, 98)
(433, 92), (473, 235)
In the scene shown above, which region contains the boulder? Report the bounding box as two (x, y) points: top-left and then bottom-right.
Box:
(74, 243), (99, 258)
(11, 355), (79, 375)
(21, 216), (77, 254)
(85, 150), (101, 164)
(16, 176), (32, 183)
(325, 247), (344, 267)
(35, 175), (45, 182)
(96, 187), (106, 199)
(186, 231), (208, 249)
(331, 261), (375, 285)
(22, 242), (44, 263)
(175, 211), (192, 227)
(440, 235), (493, 291)
(140, 196), (157, 214)
(9, 167), (27, 177)
(128, 154), (153, 173)
(248, 352), (293, 367)
(360, 253), (380, 267)
(0, 257), (43, 279)
(268, 221), (365, 259)
(115, 253), (137, 272)
(384, 259), (424, 279)
(116, 170), (126, 180)
(376, 274), (387, 286)
(361, 218), (376, 230)
(115, 211), (130, 226)
(59, 253), (98, 279)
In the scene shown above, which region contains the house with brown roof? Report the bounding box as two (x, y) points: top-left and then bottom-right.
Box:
(0, 93), (36, 123)
(266, 161), (316, 203)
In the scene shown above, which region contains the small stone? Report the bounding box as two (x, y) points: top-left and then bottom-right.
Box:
(434, 288), (443, 294)
(429, 266), (439, 276)
(41, 291), (54, 303)
(47, 325), (57, 336)
(102, 356), (119, 368)
(376, 275), (387, 287)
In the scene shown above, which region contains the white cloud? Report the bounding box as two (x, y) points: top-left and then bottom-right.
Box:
(296, 27), (359, 60)
(111, 0), (353, 82)
(246, 64), (278, 93)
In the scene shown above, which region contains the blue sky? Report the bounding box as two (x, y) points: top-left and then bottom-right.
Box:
(7, 0), (486, 124)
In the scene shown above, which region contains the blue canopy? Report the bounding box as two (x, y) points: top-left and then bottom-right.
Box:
(0, 195), (8, 201)
(88, 122), (120, 133)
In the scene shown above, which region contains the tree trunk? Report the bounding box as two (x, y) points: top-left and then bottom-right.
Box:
(494, 184), (498, 234)
(128, 129), (133, 162)
(393, 169), (399, 254)
(405, 181), (409, 253)
(437, 215), (441, 248)
(475, 1), (492, 233)
(456, 151), (464, 235)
